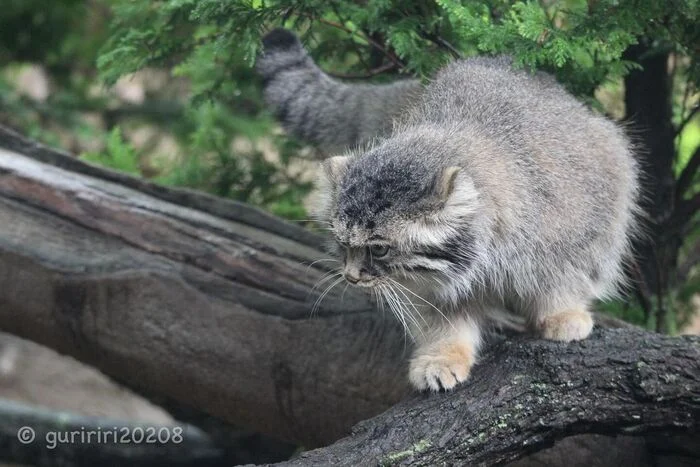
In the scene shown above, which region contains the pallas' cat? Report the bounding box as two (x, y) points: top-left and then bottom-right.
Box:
(258, 29), (640, 391)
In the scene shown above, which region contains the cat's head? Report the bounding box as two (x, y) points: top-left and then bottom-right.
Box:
(314, 134), (481, 290)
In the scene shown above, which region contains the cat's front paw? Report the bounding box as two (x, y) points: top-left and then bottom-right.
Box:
(409, 341), (475, 391)
(536, 309), (593, 342)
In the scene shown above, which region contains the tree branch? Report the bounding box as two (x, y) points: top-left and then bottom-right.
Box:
(675, 105), (699, 138)
(676, 237), (700, 285)
(418, 30), (463, 59)
(315, 17), (405, 69)
(676, 191), (700, 226)
(279, 328), (699, 466)
(676, 145), (700, 201)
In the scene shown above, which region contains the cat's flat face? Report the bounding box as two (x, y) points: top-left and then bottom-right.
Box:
(330, 234), (435, 288)
(317, 148), (479, 291)
(332, 241), (396, 288)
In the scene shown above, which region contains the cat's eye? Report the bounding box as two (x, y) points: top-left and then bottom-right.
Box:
(369, 244), (390, 258)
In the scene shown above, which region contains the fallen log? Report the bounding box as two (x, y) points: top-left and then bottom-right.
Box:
(0, 125), (409, 448)
(0, 126), (697, 465)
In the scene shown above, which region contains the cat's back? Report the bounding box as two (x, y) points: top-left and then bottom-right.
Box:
(411, 56), (639, 272)
(418, 56), (591, 136)
(415, 55), (636, 201)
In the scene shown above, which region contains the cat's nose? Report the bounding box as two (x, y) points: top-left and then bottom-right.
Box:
(345, 272), (360, 284)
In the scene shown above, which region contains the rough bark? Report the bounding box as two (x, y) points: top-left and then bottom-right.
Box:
(0, 126), (698, 466)
(280, 328), (699, 466)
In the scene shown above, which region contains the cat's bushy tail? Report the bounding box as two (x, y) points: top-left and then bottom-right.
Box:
(256, 29), (421, 153)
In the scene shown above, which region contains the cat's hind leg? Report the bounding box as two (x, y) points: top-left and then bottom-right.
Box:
(527, 295), (594, 342)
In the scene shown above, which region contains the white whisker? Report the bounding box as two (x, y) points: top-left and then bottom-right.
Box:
(311, 276), (345, 316)
(390, 281), (429, 329)
(384, 284), (420, 339)
(303, 258), (340, 276)
(341, 282), (350, 302)
(389, 278), (455, 331)
(311, 269), (342, 292)
(379, 285), (411, 340)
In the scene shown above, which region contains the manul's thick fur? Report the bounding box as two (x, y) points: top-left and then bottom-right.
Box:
(258, 29), (641, 391)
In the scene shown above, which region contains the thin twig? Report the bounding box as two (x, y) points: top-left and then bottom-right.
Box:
(419, 30), (463, 59)
(316, 17), (404, 68)
(675, 238), (700, 286)
(655, 248), (666, 333)
(675, 67), (694, 140)
(629, 258), (653, 325)
(673, 191), (700, 231)
(327, 62), (398, 79)
(329, 3), (371, 71)
(676, 105), (699, 138)
(431, 34), (464, 59)
(676, 145), (700, 201)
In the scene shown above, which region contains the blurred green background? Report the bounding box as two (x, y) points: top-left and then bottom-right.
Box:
(0, 0), (698, 332)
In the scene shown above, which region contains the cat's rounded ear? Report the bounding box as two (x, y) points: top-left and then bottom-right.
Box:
(321, 155), (350, 188)
(435, 166), (461, 202)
